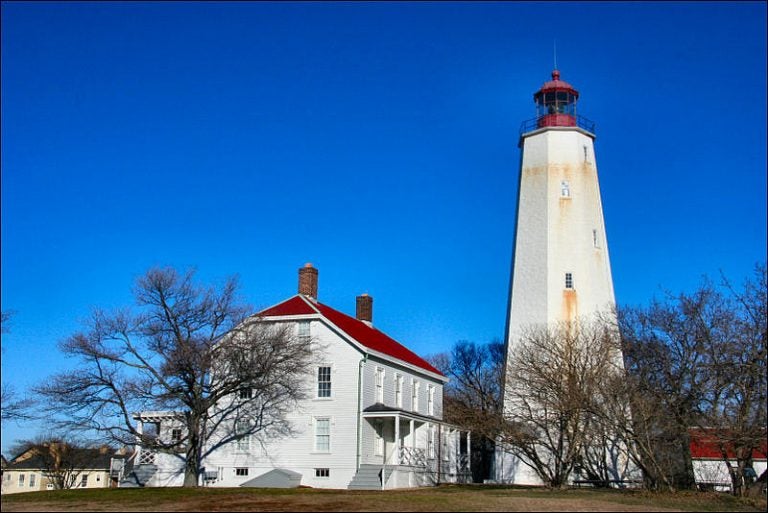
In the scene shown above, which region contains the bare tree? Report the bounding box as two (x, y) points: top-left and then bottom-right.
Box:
(35, 267), (314, 487)
(500, 318), (627, 488)
(428, 340), (505, 482)
(618, 263), (767, 496)
(1, 311), (36, 422)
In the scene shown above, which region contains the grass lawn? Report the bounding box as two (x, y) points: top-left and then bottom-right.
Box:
(2, 484), (766, 512)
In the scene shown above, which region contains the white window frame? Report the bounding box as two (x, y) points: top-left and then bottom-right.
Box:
(314, 417), (331, 453)
(315, 468), (330, 478)
(235, 468), (249, 477)
(395, 374), (403, 408)
(375, 367), (385, 404)
(565, 272), (574, 289)
(235, 421), (251, 451)
(412, 380), (420, 412)
(80, 474), (88, 488)
(29, 473), (36, 488)
(561, 180), (571, 197)
(18, 474), (25, 487)
(317, 365), (332, 399)
(298, 321), (311, 342)
(427, 384), (435, 416)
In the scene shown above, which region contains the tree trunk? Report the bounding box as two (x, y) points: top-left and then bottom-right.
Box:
(183, 414), (202, 487)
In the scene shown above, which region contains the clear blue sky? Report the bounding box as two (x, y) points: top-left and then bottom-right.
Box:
(2, 2), (766, 455)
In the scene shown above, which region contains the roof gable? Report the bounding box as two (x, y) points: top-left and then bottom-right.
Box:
(258, 295), (443, 377)
(259, 295), (318, 317)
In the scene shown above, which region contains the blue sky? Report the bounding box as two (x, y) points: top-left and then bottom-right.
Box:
(1, 1), (766, 455)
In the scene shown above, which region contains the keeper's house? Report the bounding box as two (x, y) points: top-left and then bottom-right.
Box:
(124, 264), (471, 490)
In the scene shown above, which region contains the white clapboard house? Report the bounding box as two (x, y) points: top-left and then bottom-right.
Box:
(122, 264), (471, 489)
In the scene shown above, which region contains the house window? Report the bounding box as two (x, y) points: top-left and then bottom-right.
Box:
(565, 273), (573, 289)
(29, 474), (36, 488)
(235, 468), (249, 476)
(442, 430), (449, 461)
(561, 180), (570, 197)
(171, 428), (182, 442)
(395, 374), (403, 408)
(47, 483), (55, 490)
(412, 380), (420, 412)
(427, 425), (435, 459)
(427, 385), (435, 416)
(298, 321), (310, 341)
(315, 468), (330, 478)
(375, 367), (384, 404)
(235, 421), (250, 451)
(239, 387), (253, 400)
(374, 420), (384, 456)
(18, 474), (25, 487)
(317, 366), (332, 398)
(315, 418), (331, 452)
(80, 474), (88, 487)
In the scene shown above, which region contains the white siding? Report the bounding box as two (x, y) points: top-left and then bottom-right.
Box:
(135, 312), (449, 490)
(203, 318), (364, 489)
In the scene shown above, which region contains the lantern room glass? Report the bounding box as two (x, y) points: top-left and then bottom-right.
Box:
(536, 92), (577, 117)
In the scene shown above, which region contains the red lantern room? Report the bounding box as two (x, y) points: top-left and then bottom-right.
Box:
(534, 69), (578, 128)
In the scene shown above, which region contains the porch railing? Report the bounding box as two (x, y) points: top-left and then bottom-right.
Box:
(399, 446), (427, 467)
(138, 448), (157, 465)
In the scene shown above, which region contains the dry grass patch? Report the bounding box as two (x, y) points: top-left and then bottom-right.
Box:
(1, 485), (765, 512)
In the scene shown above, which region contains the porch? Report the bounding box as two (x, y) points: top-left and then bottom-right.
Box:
(353, 405), (471, 489)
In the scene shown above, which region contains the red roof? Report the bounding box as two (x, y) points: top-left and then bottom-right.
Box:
(259, 295), (443, 377)
(689, 428), (768, 460)
(535, 69), (579, 97)
(259, 295), (318, 316)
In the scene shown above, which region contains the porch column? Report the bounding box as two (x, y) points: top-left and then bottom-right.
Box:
(410, 419), (415, 448)
(467, 431), (471, 474)
(394, 415), (400, 465)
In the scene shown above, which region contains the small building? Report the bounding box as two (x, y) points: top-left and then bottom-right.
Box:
(690, 428), (767, 492)
(125, 264), (471, 490)
(1, 443), (126, 495)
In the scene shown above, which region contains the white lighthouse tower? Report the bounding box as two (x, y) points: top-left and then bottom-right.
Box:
(496, 70), (626, 485)
(507, 69), (615, 334)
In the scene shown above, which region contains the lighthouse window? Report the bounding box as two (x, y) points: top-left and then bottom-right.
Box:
(593, 229), (599, 248)
(561, 181), (570, 197)
(565, 273), (574, 289)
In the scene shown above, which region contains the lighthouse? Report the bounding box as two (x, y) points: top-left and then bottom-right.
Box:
(496, 70), (629, 485)
(506, 69), (615, 335)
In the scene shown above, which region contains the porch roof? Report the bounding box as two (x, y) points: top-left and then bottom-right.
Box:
(362, 402), (465, 430)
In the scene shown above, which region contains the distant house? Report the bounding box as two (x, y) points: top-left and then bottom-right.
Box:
(1, 443), (128, 495)
(689, 428), (767, 492)
(124, 264), (471, 489)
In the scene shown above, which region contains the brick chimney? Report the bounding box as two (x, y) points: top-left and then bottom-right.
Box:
(356, 293), (373, 324)
(298, 263), (318, 300)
